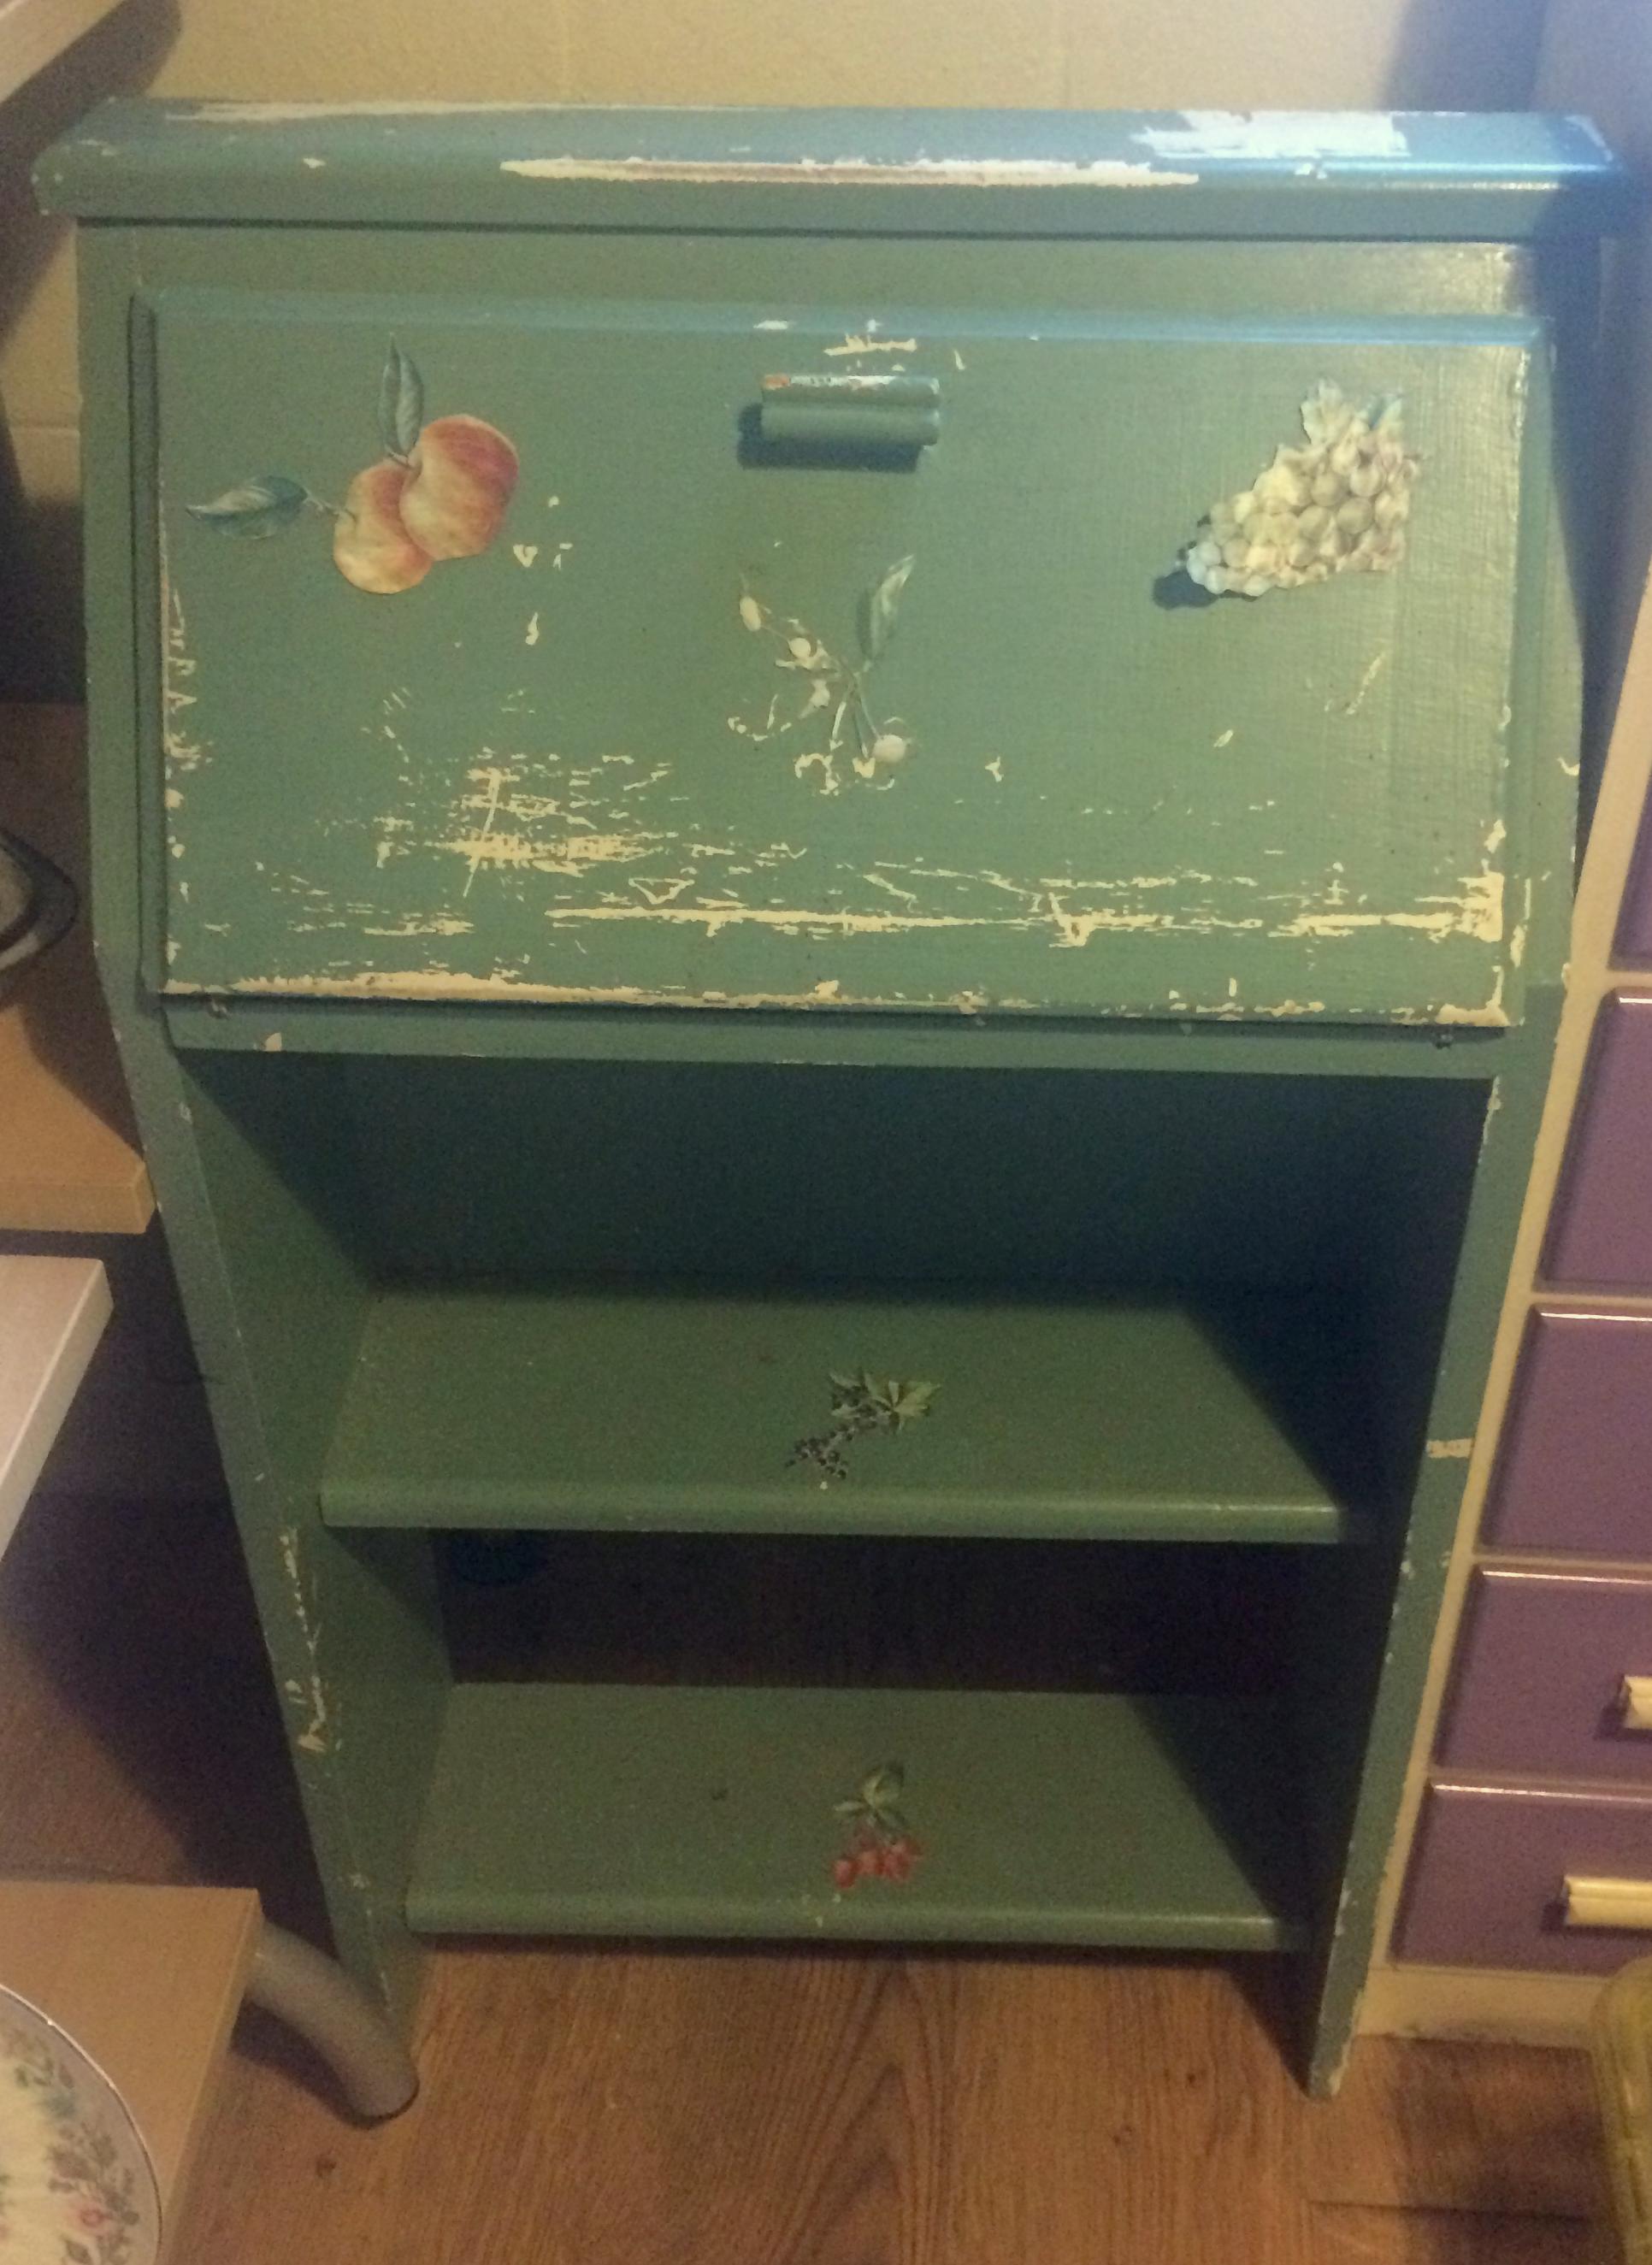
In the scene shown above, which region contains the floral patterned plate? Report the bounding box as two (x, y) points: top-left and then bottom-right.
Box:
(0, 1987), (161, 2263)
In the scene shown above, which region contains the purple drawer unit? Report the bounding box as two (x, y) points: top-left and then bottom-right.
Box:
(1438, 1568), (1652, 1783)
(1545, 996), (1652, 1290)
(1619, 793), (1652, 965)
(1398, 1780), (1652, 1972)
(1484, 1309), (1652, 1557)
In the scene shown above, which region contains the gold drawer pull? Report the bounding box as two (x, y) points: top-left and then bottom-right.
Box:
(1562, 1875), (1652, 1930)
(1618, 1676), (1652, 1731)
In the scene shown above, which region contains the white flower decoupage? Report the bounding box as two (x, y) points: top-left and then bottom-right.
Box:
(1181, 384), (1419, 599)
(731, 557), (917, 794)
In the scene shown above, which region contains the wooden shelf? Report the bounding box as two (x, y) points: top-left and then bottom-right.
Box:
(322, 1286), (1362, 1543)
(406, 1684), (1302, 1951)
(0, 708), (151, 1235)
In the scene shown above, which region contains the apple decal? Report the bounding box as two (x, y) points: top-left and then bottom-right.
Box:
(186, 341), (518, 596)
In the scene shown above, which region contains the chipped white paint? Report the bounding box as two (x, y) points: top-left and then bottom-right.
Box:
(1436, 964), (1509, 1027)
(159, 518), (206, 776)
(362, 915), (476, 938)
(1509, 875), (1531, 969)
(261, 1031), (284, 1052)
(985, 758), (1004, 782)
(300, 156), (327, 171)
(1136, 111), (1410, 161)
(1479, 1076), (1504, 1152)
(754, 318), (792, 332)
(1337, 652), (1390, 717)
(1212, 728), (1236, 749)
(525, 610), (540, 646)
(277, 1525), (331, 1756)
(445, 823), (668, 882)
(1274, 867), (1503, 947)
(164, 787), (184, 810)
(501, 154), (1198, 189)
(1425, 1438), (1475, 1460)
(864, 869), (920, 907)
(823, 334), (918, 358)
(512, 543), (540, 567)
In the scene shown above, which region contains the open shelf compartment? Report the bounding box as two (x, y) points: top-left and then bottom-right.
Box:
(406, 1683), (1301, 1950)
(168, 1047), (1491, 1548)
(321, 1286), (1358, 1542)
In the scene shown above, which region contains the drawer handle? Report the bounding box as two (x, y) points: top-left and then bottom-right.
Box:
(1562, 1875), (1652, 1930)
(758, 374), (941, 452)
(1618, 1675), (1652, 1731)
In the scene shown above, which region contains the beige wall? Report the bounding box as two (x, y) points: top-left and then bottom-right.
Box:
(0, 0), (1548, 688)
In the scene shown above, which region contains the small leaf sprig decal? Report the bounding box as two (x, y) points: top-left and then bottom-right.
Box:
(831, 1762), (923, 1890)
(186, 341), (518, 596)
(857, 553), (915, 663)
(378, 339), (425, 463)
(185, 473), (317, 538)
(788, 1369), (938, 1486)
(731, 556), (917, 794)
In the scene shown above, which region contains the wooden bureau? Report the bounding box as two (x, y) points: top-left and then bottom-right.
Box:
(36, 102), (1631, 2091)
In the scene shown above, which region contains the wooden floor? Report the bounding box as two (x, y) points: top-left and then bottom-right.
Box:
(0, 1484), (1610, 2265)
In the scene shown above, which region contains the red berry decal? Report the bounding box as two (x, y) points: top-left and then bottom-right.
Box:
(829, 1763), (923, 1890)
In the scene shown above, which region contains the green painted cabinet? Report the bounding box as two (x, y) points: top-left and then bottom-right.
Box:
(39, 102), (1631, 2091)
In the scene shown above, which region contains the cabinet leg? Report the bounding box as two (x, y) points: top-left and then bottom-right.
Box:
(245, 1922), (419, 2120)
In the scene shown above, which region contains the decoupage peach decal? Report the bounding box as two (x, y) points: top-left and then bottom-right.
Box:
(186, 341), (519, 594)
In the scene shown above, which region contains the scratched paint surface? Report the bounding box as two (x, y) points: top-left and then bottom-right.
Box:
(154, 292), (1535, 1021)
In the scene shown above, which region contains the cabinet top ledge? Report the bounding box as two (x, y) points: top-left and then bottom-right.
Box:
(36, 102), (1638, 240)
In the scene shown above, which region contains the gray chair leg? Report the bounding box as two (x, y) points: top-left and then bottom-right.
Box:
(244, 1922), (418, 2120)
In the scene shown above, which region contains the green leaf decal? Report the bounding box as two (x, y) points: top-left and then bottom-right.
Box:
(186, 474), (310, 538)
(379, 340), (425, 461)
(857, 554), (916, 664)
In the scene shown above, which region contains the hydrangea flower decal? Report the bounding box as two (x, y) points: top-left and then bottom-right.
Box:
(1180, 384), (1419, 599)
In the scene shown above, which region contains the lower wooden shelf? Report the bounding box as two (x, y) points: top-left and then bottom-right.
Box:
(322, 1285), (1360, 1542)
(405, 1684), (1304, 1951)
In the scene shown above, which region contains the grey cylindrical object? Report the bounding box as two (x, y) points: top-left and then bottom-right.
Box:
(245, 1922), (418, 2120)
(759, 373), (941, 450)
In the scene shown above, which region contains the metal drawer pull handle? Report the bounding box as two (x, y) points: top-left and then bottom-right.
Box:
(758, 374), (941, 451)
(1562, 1875), (1652, 1930)
(1618, 1675), (1652, 1731)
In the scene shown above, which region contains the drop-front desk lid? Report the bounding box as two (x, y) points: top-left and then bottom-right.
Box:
(39, 106), (1633, 1023)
